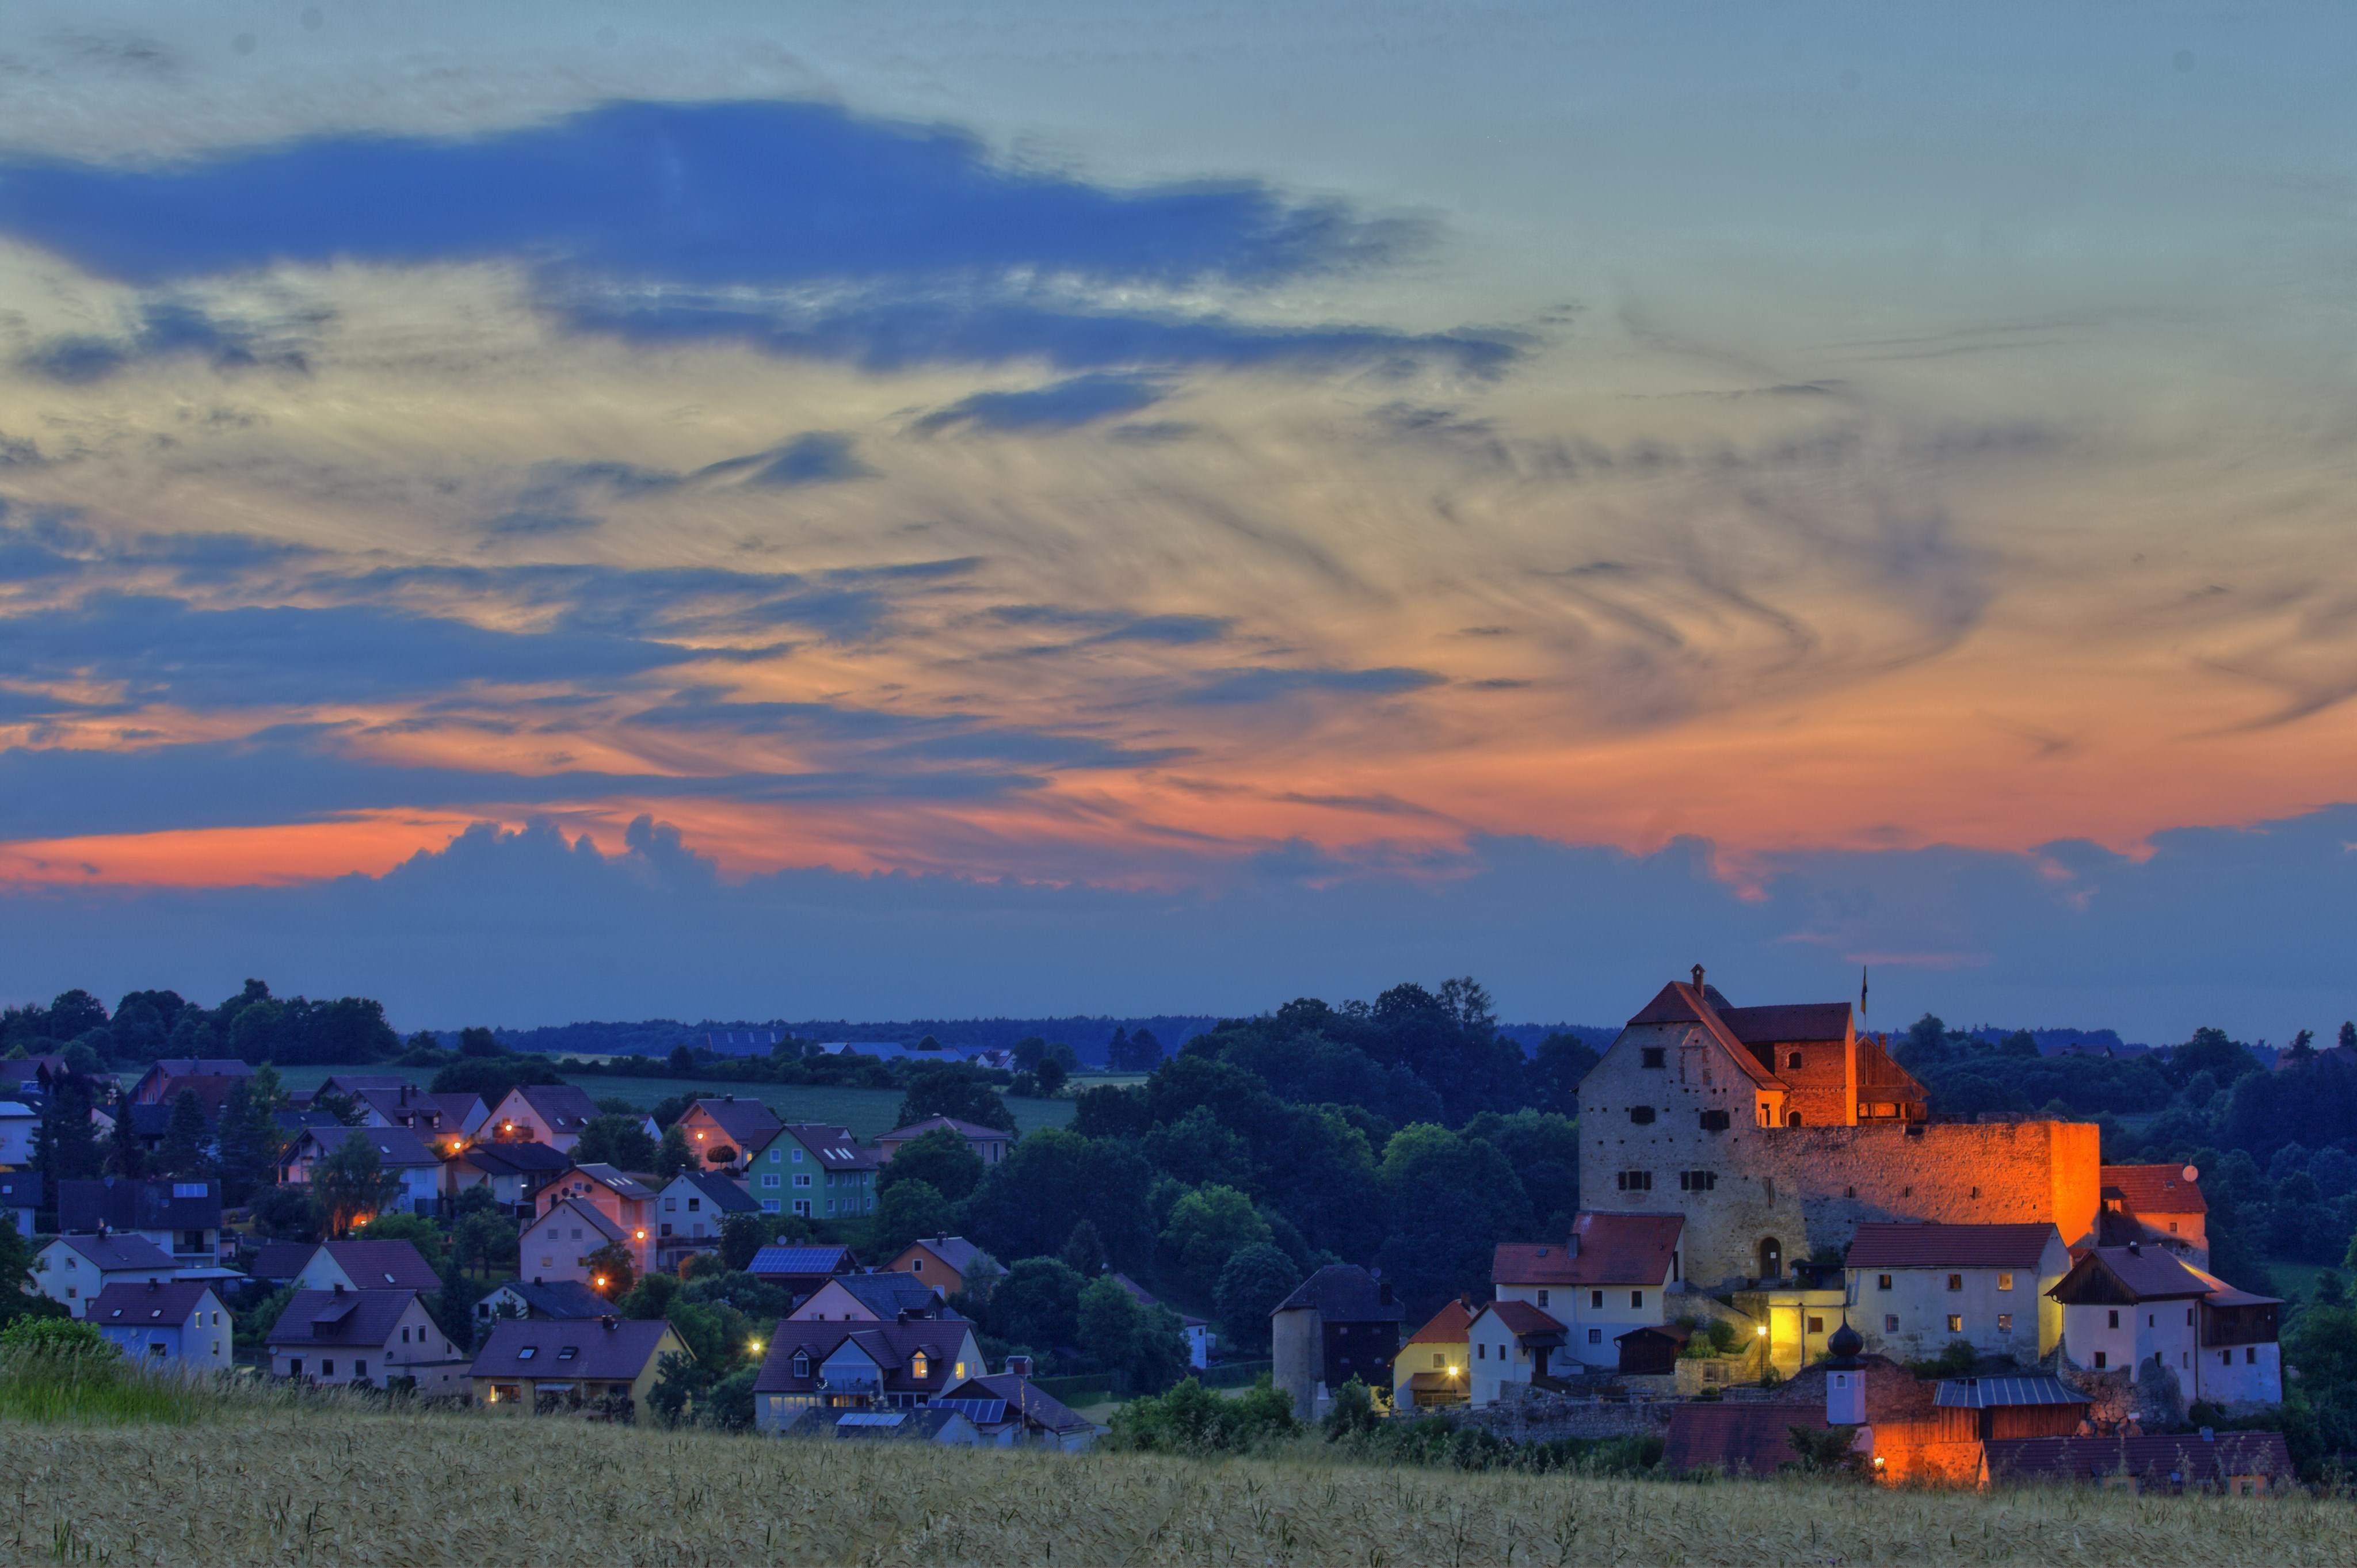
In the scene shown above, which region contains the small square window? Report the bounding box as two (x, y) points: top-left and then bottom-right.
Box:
(1997, 1273), (2013, 1291)
(1883, 1314), (1898, 1333)
(1806, 1316), (1822, 1334)
(1591, 1290), (1603, 1310)
(1586, 1327), (1601, 1344)
(1946, 1315), (1962, 1334)
(1641, 1047), (1666, 1069)
(1877, 1274), (1893, 1291)
(1997, 1313), (2013, 1333)
(1946, 1274), (1963, 1292)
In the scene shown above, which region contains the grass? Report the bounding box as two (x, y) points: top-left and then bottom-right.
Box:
(265, 1066), (1077, 1140)
(2267, 1258), (2339, 1303)
(6, 1403), (2357, 1566)
(0, 1346), (292, 1426)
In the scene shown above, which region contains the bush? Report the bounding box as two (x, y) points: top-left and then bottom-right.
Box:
(1106, 1374), (1299, 1453)
(1, 1316), (109, 1353)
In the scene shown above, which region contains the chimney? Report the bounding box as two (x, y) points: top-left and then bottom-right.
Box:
(1692, 964), (1706, 991)
(602, 1315), (618, 1331)
(1005, 1353), (1033, 1379)
(333, 1282), (345, 1296)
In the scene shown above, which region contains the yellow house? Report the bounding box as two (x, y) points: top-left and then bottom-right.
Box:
(470, 1317), (689, 1413)
(1393, 1298), (1474, 1408)
(883, 1235), (992, 1298)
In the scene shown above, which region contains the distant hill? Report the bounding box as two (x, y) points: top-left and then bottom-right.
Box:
(460, 1014), (1620, 1065)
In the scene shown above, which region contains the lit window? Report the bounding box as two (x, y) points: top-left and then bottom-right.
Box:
(1997, 1314), (2013, 1333)
(1883, 1315), (1898, 1333)
(1877, 1274), (1893, 1291)
(1997, 1273), (2013, 1292)
(1946, 1315), (1962, 1333)
(1947, 1275), (1962, 1292)
(911, 1351), (930, 1380)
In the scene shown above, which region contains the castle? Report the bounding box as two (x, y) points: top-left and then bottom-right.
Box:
(1578, 968), (2103, 1290)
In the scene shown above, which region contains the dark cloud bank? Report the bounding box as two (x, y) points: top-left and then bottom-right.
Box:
(1, 806), (2349, 1043)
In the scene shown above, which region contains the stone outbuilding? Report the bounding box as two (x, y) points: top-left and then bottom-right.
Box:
(1271, 1265), (1404, 1420)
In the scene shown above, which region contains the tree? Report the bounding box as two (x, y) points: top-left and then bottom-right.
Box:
(1060, 1218), (1107, 1278)
(215, 1069), (289, 1206)
(31, 1069), (102, 1208)
(250, 1184), (322, 1242)
(105, 1090), (145, 1180)
(1108, 1027), (1165, 1073)
(989, 1257), (1086, 1350)
(1528, 1033), (1600, 1116)
(355, 1212), (448, 1271)
(962, 1130), (1156, 1267)
(575, 1113), (658, 1172)
(1078, 1274), (1188, 1393)
(654, 1124), (695, 1181)
(1012, 1037), (1050, 1071)
(451, 1210), (517, 1279)
(158, 1089), (212, 1180)
(894, 1065), (1016, 1133)
(648, 1350), (711, 1426)
(311, 1088), (367, 1128)
(1035, 1059), (1069, 1095)
(873, 1178), (953, 1257)
(311, 1130), (403, 1237)
(585, 1241), (636, 1299)
(47, 990), (108, 1041)
(2288, 1029), (2318, 1064)
(720, 1212), (780, 1272)
(875, 1127), (985, 1203)
(0, 1212), (37, 1299)
(668, 1044), (695, 1074)
(430, 1056), (563, 1101)
(435, 1271), (489, 1352)
(1372, 1123), (1532, 1315)
(1160, 1184), (1272, 1299)
(1214, 1243), (1301, 1355)
(459, 1027), (502, 1058)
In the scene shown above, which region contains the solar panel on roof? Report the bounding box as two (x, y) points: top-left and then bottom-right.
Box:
(837, 1411), (905, 1427)
(927, 1398), (1007, 1424)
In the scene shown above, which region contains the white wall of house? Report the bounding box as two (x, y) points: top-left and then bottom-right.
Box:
(1465, 1310), (1535, 1406)
(1852, 1260), (2062, 1364)
(2198, 1341), (2282, 1407)
(32, 1244), (171, 1318)
(1497, 1277), (1671, 1370)
(93, 1291), (231, 1375)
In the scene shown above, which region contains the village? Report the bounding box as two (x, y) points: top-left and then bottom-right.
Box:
(0, 968), (2305, 1495)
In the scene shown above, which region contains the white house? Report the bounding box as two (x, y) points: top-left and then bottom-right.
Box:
(1465, 1299), (1570, 1406)
(1845, 1222), (2070, 1364)
(0, 1101), (34, 1166)
(2050, 1242), (2283, 1410)
(520, 1196), (629, 1291)
(291, 1239), (446, 1295)
(1492, 1211), (1684, 1371)
(33, 1234), (177, 1317)
(87, 1281), (231, 1375)
(280, 1126), (443, 1217)
(653, 1170), (758, 1271)
(267, 1287), (470, 1395)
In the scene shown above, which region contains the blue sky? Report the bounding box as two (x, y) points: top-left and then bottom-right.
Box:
(0, 2), (2351, 1038)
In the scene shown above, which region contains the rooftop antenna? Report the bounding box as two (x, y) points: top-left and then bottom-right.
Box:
(1859, 966), (1870, 1033)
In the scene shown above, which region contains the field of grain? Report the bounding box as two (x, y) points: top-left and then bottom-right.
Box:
(264, 1067), (1075, 1140)
(6, 1403), (2354, 1567)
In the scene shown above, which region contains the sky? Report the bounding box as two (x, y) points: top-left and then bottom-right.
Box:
(0, 2), (2352, 1039)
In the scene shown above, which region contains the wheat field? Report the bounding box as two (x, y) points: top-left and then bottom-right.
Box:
(6, 1409), (2356, 1567)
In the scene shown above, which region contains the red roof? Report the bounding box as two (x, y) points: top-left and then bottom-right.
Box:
(1495, 1213), (1683, 1287)
(1624, 982), (1785, 1088)
(2100, 1165), (2207, 1216)
(1405, 1300), (1475, 1346)
(1845, 1223), (2060, 1271)
(1662, 1403), (1830, 1477)
(1479, 1299), (1567, 1340)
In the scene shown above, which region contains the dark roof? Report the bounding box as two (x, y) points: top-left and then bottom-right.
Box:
(1496, 1213), (1684, 1286)
(1718, 1003), (1852, 1044)
(0, 1172), (37, 1211)
(554, 1163), (659, 1201)
(535, 1197), (626, 1246)
(1616, 1322), (1696, 1346)
(1846, 1223), (2060, 1271)
(317, 1239), (443, 1291)
(303, 1126), (440, 1169)
(1987, 1431), (2293, 1485)
(50, 1233), (176, 1272)
(749, 1244), (860, 1279)
(355, 1088), (470, 1130)
(459, 1142), (574, 1176)
(2048, 1246), (2215, 1305)
(802, 1272), (946, 1319)
(945, 1374), (1094, 1433)
(266, 1288), (421, 1349)
(494, 1279), (620, 1319)
(879, 1116), (1009, 1143)
(780, 1406), (974, 1443)
(755, 1321), (976, 1396)
(147, 1059), (253, 1080)
(250, 1241), (317, 1281)
(1936, 1375), (2088, 1410)
(89, 1280), (219, 1325)
(2100, 1164), (2207, 1216)
(777, 1124), (882, 1170)
(470, 1317), (678, 1380)
(1273, 1265), (1405, 1323)
(58, 1177), (223, 1234)
(898, 1235), (984, 1275)
(689, 1097), (784, 1147)
(274, 1109), (348, 1136)
(669, 1171), (760, 1213)
(500, 1084), (601, 1132)
(1663, 1402), (1830, 1477)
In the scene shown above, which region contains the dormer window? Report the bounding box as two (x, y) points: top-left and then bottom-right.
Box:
(911, 1350), (930, 1380)
(793, 1352), (811, 1378)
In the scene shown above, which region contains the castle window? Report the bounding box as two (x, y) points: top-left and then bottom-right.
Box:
(1641, 1047), (1666, 1069)
(1844, 1187), (1856, 1198)
(1970, 1187), (1979, 1199)
(1787, 1051), (1803, 1069)
(2169, 1222), (2179, 1234)
(1786, 1111), (1803, 1128)
(1629, 1107), (1656, 1125)
(1679, 1170), (1716, 1192)
(1807, 1316), (1822, 1334)
(1877, 1274), (1893, 1291)
(1616, 1170), (1652, 1192)
(1698, 1109), (1730, 1132)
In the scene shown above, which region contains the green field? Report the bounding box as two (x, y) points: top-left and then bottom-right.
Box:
(266, 1065), (1074, 1140)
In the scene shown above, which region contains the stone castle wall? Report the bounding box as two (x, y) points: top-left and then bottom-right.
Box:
(1582, 1021), (2102, 1287)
